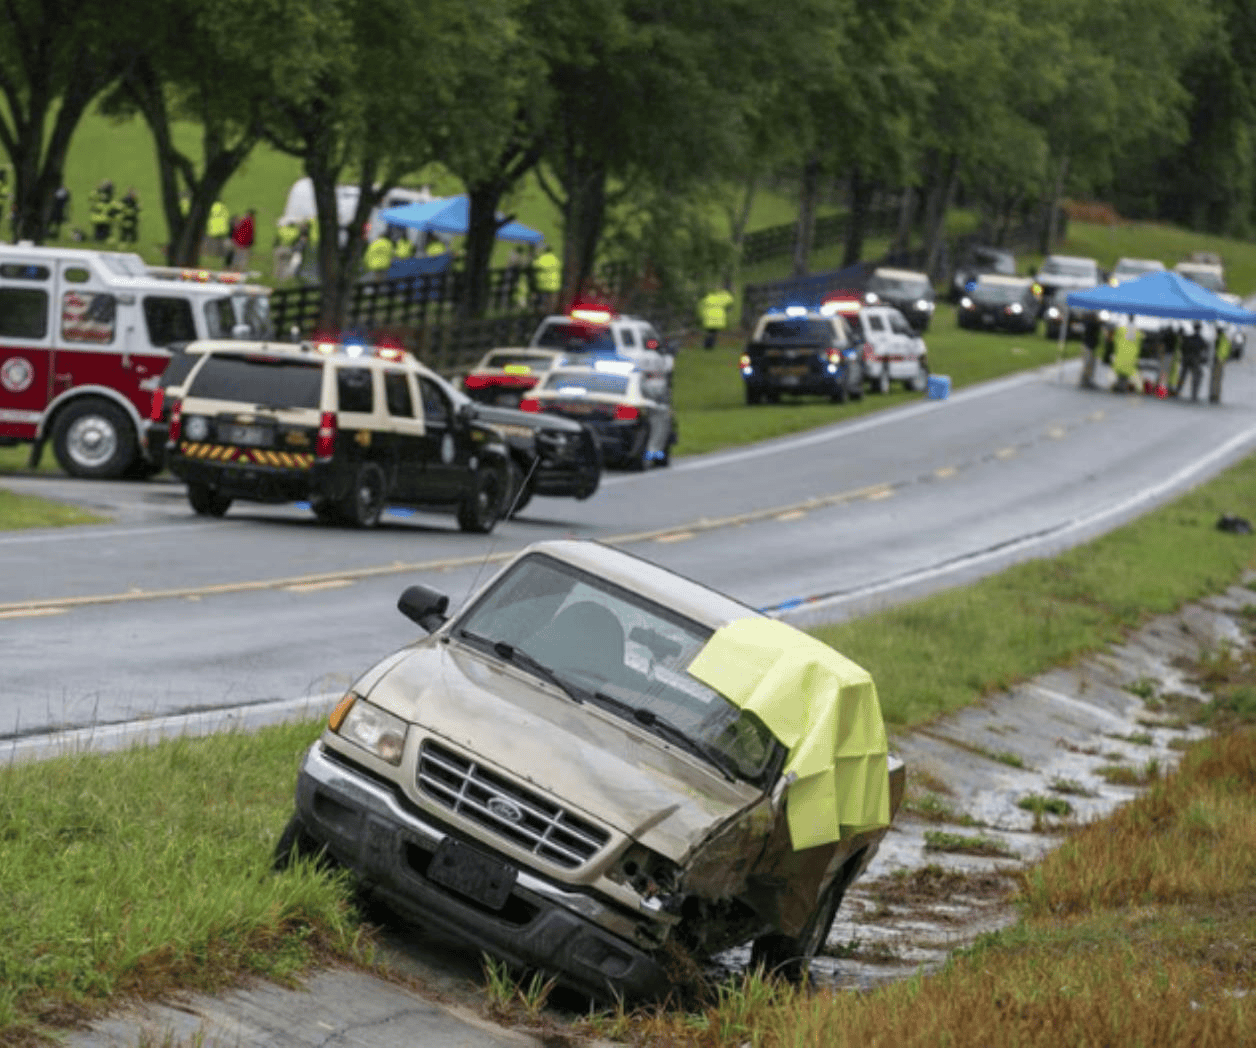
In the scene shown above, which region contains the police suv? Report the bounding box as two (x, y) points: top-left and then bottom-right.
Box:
(166, 340), (517, 531)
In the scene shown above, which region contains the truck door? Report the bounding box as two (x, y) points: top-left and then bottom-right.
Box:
(51, 262), (125, 403)
(0, 258), (54, 440)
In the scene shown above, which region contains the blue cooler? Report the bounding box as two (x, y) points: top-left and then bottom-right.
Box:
(927, 374), (951, 400)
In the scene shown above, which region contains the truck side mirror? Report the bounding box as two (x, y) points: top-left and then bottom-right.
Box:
(398, 584), (449, 633)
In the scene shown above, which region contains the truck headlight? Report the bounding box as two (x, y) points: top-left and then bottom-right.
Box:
(611, 843), (682, 900)
(331, 695), (407, 765)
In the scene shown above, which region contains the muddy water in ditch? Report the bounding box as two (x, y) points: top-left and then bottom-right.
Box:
(732, 581), (1253, 991)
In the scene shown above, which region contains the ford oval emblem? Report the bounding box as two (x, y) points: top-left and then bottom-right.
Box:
(487, 796), (524, 824)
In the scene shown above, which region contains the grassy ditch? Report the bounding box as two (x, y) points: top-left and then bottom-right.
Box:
(4, 451), (1256, 1042)
(0, 723), (357, 1045)
(814, 449), (1256, 726)
(0, 488), (103, 530)
(604, 729), (1255, 1048)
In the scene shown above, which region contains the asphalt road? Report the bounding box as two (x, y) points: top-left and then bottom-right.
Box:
(6, 356), (1256, 748)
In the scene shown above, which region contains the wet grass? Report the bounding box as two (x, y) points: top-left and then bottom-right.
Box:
(0, 488), (103, 529)
(0, 723), (363, 1044)
(813, 449), (1256, 727)
(923, 831), (1018, 858)
(615, 731), (1256, 1048)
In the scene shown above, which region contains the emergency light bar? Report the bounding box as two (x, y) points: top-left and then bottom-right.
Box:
(570, 307), (614, 324)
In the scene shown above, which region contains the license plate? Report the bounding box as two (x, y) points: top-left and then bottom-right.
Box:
(220, 423), (271, 447)
(427, 838), (517, 910)
(779, 374), (801, 386)
(771, 364), (810, 377)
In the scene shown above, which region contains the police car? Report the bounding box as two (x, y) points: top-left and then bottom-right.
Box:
(461, 347), (569, 407)
(824, 302), (928, 393)
(529, 308), (673, 383)
(740, 306), (864, 405)
(521, 360), (675, 470)
(166, 340), (516, 531)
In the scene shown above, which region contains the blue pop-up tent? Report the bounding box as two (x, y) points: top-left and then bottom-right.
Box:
(1066, 270), (1256, 324)
(376, 195), (544, 244)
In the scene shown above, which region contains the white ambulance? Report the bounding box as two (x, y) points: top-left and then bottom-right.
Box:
(0, 244), (271, 478)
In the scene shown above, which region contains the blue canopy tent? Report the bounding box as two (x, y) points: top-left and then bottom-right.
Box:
(1065, 270), (1256, 324)
(1061, 271), (1256, 399)
(376, 195), (544, 244)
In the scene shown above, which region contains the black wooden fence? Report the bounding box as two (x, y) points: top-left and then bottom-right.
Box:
(740, 207), (900, 267)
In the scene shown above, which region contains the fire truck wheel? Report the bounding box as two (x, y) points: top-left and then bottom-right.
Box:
(51, 398), (137, 479)
(187, 483), (232, 518)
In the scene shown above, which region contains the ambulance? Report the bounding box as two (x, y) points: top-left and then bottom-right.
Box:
(0, 244), (271, 478)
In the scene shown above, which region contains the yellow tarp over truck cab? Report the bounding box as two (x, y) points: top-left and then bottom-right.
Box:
(687, 617), (892, 850)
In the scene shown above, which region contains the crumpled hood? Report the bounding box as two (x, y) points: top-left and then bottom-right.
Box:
(363, 640), (759, 862)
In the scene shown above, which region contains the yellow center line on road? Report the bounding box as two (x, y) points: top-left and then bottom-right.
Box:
(0, 607), (66, 620)
(0, 480), (903, 616)
(934, 465), (957, 478)
(865, 488), (894, 501)
(995, 447), (1017, 460)
(775, 510), (807, 522)
(1047, 426), (1067, 439)
(283, 579), (356, 593)
(654, 531), (695, 544)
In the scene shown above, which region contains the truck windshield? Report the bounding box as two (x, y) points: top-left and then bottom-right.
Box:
(187, 354), (323, 408)
(534, 321), (616, 353)
(756, 318), (840, 344)
(456, 553), (780, 784)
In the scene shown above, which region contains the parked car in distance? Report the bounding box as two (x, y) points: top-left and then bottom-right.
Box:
(1174, 260), (1227, 294)
(1109, 257), (1165, 285)
(462, 348), (569, 408)
(529, 308), (673, 384)
(956, 276), (1040, 334)
(740, 307), (864, 404)
(1033, 255), (1103, 303)
(1043, 289), (1109, 340)
(275, 539), (905, 1001)
(836, 304), (928, 393)
(863, 267), (936, 331)
(950, 246), (1016, 301)
(522, 361), (674, 471)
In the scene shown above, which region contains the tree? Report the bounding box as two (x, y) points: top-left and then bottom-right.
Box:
(0, 0), (145, 241)
(263, 0), (513, 327)
(101, 0), (297, 265)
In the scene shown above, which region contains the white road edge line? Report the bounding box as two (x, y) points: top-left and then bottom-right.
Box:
(3, 692), (341, 765)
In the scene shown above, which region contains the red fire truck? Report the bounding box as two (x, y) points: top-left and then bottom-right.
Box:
(0, 244), (271, 479)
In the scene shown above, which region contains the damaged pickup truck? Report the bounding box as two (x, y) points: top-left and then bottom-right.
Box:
(276, 540), (905, 1001)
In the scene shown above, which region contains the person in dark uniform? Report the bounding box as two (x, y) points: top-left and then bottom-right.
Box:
(1175, 321), (1207, 401)
(118, 189), (140, 246)
(1080, 312), (1103, 388)
(47, 185), (71, 238)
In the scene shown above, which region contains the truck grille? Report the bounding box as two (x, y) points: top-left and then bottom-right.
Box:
(417, 740), (609, 868)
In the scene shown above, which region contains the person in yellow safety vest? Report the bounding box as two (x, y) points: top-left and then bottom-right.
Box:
(273, 221), (300, 281)
(89, 180), (115, 243)
(364, 234), (394, 281)
(425, 236), (447, 257)
(532, 244), (561, 310)
(1110, 315), (1141, 393)
(206, 200), (231, 261)
(393, 235), (414, 260)
(1209, 325), (1230, 404)
(699, 287), (736, 349)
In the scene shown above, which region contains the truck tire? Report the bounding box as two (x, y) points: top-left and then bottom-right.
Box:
(273, 815), (335, 872)
(749, 871), (848, 985)
(187, 483), (232, 518)
(339, 462), (386, 527)
(51, 397), (137, 479)
(457, 464), (505, 533)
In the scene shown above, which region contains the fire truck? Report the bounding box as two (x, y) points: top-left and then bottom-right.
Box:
(0, 244), (271, 479)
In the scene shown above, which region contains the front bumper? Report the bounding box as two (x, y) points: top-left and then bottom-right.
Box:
(744, 365), (852, 397)
(292, 743), (672, 1002)
(958, 309), (1035, 333)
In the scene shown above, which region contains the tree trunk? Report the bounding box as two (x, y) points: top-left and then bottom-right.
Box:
(725, 175), (757, 287)
(1041, 151), (1070, 254)
(555, 139), (607, 309)
(923, 153), (959, 281)
(462, 182), (504, 319)
(792, 154), (820, 277)
(893, 185), (915, 255)
(308, 155), (348, 332)
(842, 167), (873, 267)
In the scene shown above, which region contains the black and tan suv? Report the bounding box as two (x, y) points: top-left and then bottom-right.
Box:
(166, 341), (513, 531)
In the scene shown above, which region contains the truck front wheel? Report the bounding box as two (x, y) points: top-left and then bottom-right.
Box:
(51, 397), (137, 479)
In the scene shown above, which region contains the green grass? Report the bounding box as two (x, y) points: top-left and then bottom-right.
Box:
(814, 449), (1256, 727)
(0, 724), (361, 1042)
(0, 488), (103, 529)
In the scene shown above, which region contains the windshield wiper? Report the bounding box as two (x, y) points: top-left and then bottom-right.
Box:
(589, 690), (737, 781)
(458, 630), (584, 704)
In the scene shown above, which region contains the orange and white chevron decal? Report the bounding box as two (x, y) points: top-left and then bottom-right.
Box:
(179, 444), (312, 469)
